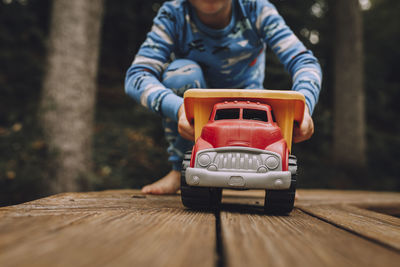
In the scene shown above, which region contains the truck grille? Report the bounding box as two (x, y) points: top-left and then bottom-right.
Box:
(195, 147), (282, 172)
(214, 152), (263, 171)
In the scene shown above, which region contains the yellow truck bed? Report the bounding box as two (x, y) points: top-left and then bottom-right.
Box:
(183, 89), (305, 151)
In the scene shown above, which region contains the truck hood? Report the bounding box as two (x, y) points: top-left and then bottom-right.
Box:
(200, 120), (284, 150)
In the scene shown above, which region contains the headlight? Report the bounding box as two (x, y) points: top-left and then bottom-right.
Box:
(208, 164), (218, 171)
(257, 166), (268, 173)
(265, 156), (279, 170)
(198, 154), (211, 167)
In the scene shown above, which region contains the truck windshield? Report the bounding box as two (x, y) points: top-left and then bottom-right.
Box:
(214, 108), (240, 120)
(243, 109), (268, 122)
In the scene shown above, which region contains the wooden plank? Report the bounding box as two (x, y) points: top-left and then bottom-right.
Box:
(295, 189), (400, 206)
(298, 204), (400, 251)
(357, 203), (400, 218)
(221, 209), (400, 267)
(0, 190), (216, 267)
(221, 189), (400, 214)
(2, 189), (399, 267)
(0, 190), (183, 215)
(0, 212), (97, 252)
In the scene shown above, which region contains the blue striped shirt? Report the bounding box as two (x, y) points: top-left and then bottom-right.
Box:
(125, 0), (322, 121)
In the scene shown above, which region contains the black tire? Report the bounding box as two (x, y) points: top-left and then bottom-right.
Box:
(181, 151), (222, 210)
(264, 155), (297, 214)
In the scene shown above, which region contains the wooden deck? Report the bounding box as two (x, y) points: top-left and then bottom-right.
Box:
(0, 189), (399, 267)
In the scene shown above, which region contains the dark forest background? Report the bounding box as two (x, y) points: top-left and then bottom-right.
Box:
(0, 0), (399, 206)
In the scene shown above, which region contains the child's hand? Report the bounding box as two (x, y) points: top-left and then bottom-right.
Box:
(178, 104), (195, 141)
(293, 106), (314, 143)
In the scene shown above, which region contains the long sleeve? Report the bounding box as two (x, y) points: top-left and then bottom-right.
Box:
(124, 2), (183, 122)
(251, 0), (322, 114)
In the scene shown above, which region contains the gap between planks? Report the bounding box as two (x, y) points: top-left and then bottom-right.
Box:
(1, 189), (399, 267)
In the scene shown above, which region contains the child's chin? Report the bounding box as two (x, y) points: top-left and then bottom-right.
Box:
(191, 0), (225, 15)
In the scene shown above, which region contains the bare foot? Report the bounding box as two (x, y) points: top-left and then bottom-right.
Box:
(141, 170), (181, 195)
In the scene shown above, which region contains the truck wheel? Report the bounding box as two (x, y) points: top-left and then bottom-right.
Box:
(264, 155), (297, 214)
(181, 151), (222, 210)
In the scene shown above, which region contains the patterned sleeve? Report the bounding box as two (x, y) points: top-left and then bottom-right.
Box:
(125, 2), (183, 122)
(251, 0), (322, 114)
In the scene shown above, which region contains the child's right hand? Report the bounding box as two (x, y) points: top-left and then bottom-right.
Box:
(293, 105), (314, 143)
(178, 104), (195, 141)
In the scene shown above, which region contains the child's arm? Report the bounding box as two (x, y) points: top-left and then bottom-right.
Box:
(249, 0), (322, 115)
(125, 3), (183, 122)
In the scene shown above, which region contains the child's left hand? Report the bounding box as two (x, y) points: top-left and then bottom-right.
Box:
(293, 106), (314, 143)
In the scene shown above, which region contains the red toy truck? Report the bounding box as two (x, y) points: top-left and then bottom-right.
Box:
(181, 89), (305, 214)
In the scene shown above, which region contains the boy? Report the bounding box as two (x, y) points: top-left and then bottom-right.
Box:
(125, 0), (322, 194)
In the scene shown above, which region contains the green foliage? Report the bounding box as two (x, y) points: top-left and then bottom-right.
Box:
(0, 121), (54, 206)
(92, 95), (170, 190)
(0, 0), (52, 206)
(363, 0), (400, 189)
(93, 0), (170, 191)
(0, 0), (49, 125)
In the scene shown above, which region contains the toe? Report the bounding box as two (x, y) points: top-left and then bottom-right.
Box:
(141, 186), (151, 194)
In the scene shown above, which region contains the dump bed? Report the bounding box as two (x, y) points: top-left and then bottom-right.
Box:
(184, 89), (305, 151)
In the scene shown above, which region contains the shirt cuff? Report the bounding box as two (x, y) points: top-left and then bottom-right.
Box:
(160, 93), (184, 122)
(297, 88), (315, 115)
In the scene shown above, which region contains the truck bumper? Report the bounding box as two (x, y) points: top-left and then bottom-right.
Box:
(185, 167), (292, 190)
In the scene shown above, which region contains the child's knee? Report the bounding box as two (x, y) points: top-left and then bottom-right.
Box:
(162, 59), (206, 96)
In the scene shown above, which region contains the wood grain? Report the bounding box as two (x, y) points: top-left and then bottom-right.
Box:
(222, 189), (400, 207)
(0, 190), (216, 267)
(221, 209), (400, 267)
(295, 189), (400, 206)
(0, 190), (183, 215)
(1, 189), (399, 267)
(298, 204), (400, 251)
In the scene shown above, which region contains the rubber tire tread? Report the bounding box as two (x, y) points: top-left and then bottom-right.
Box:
(264, 155), (297, 214)
(181, 151), (222, 210)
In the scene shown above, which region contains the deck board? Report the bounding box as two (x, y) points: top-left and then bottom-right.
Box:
(0, 191), (216, 267)
(0, 189), (399, 267)
(221, 209), (400, 267)
(298, 204), (400, 251)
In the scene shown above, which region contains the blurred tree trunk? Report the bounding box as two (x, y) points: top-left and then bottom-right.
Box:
(333, 0), (366, 167)
(40, 0), (104, 192)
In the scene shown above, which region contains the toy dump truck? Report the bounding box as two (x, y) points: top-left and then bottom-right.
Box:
(181, 89), (305, 214)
